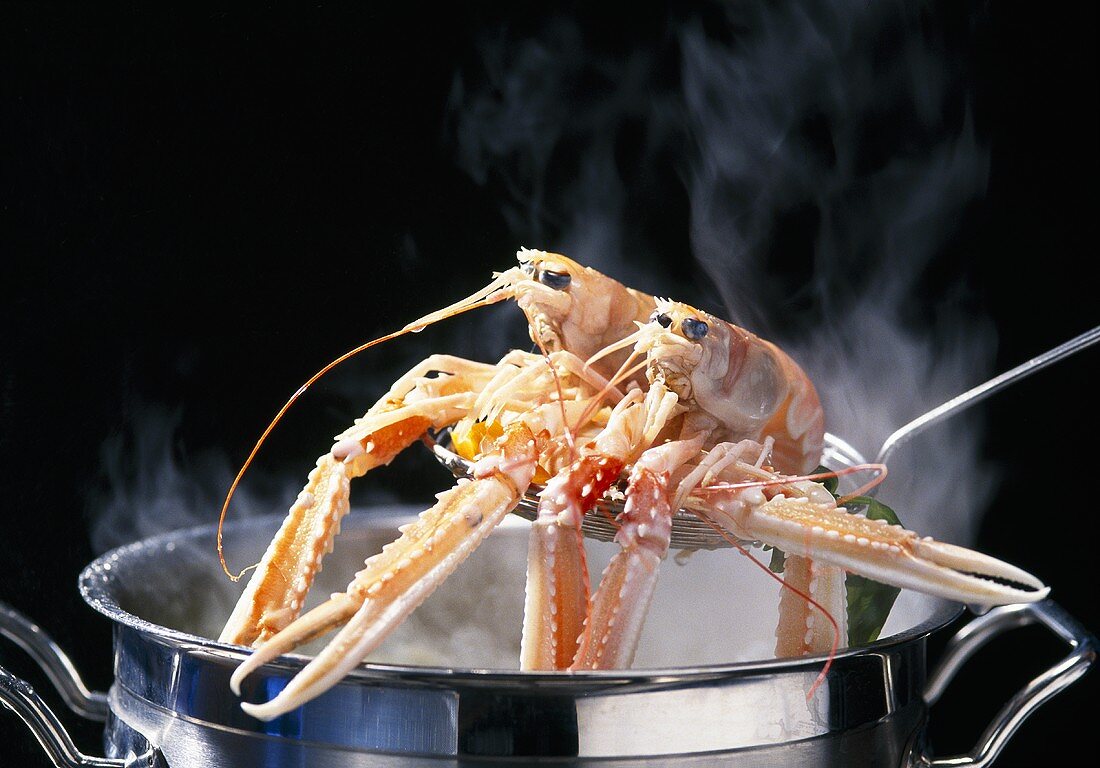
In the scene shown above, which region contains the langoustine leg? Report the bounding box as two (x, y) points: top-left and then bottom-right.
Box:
(220, 355), (505, 647)
(231, 421), (541, 720)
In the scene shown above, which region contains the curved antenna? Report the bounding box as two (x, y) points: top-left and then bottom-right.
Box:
(569, 330), (647, 438)
(694, 463), (888, 501)
(217, 276), (516, 580)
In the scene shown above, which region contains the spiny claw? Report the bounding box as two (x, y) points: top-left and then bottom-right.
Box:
(521, 454), (626, 670)
(713, 496), (1049, 608)
(570, 463), (671, 670)
(219, 414), (431, 647)
(219, 454), (354, 647)
(233, 423), (538, 721)
(570, 436), (703, 671)
(909, 537), (1048, 604)
(230, 595), (359, 696)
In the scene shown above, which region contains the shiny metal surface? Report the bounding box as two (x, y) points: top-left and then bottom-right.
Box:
(104, 619), (927, 757)
(1, 601), (109, 722)
(79, 512), (956, 765)
(915, 600), (1097, 768)
(3, 509), (1092, 766)
(0, 662), (129, 768)
(0, 601), (162, 768)
(875, 325), (1100, 466)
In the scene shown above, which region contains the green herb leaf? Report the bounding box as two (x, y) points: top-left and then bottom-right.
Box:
(846, 575), (901, 645)
(768, 546), (786, 573)
(842, 495), (901, 527)
(814, 465), (839, 496)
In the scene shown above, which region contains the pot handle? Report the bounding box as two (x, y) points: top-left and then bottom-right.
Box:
(0, 601), (163, 768)
(1, 601), (109, 722)
(916, 599), (1097, 768)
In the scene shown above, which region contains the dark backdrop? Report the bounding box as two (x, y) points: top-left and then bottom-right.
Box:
(2, 3), (1096, 766)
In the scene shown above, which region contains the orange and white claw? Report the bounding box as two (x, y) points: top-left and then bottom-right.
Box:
(521, 521), (590, 671)
(570, 437), (704, 670)
(219, 414), (431, 647)
(231, 423), (539, 721)
(219, 356), (495, 648)
(522, 388), (679, 671)
(710, 495), (1049, 609)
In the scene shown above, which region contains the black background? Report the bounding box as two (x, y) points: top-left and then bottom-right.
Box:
(2, 3), (1097, 766)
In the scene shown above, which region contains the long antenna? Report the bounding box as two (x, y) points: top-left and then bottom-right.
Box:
(217, 281), (515, 579)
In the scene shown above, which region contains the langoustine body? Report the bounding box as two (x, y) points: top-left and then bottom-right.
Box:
(219, 252), (1048, 720)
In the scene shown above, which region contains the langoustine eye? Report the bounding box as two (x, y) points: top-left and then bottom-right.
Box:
(681, 318), (708, 340)
(538, 269), (572, 290)
(650, 311), (673, 328)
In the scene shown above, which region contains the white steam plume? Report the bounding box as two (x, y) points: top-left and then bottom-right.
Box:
(88, 402), (293, 554)
(87, 1), (999, 556)
(448, 1), (997, 544)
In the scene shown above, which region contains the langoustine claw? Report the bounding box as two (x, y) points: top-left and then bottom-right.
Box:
(232, 421), (540, 720)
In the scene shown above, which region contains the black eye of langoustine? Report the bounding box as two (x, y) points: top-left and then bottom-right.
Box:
(681, 317), (709, 340)
(651, 311), (673, 328)
(538, 269), (572, 290)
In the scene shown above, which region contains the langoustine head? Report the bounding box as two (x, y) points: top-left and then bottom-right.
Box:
(510, 249), (656, 378)
(636, 299), (825, 474)
(404, 249), (655, 380)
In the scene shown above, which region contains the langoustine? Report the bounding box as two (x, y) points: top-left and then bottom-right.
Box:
(220, 254), (1048, 720)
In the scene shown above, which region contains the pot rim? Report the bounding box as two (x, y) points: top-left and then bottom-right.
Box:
(79, 511), (965, 684)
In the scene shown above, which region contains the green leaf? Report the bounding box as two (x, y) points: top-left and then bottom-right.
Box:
(842, 495), (902, 527)
(846, 575), (901, 645)
(768, 546), (786, 573)
(814, 465), (839, 496)
(842, 495), (903, 645)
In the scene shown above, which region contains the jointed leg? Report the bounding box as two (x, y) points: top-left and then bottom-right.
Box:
(570, 436), (704, 670)
(232, 422), (540, 720)
(774, 556), (847, 656)
(520, 386), (674, 670)
(220, 355), (500, 647)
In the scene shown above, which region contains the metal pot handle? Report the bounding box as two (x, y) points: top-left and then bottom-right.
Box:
(0, 601), (162, 768)
(917, 599), (1097, 768)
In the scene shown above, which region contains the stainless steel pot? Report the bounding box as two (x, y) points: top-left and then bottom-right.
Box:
(2, 508), (1095, 767)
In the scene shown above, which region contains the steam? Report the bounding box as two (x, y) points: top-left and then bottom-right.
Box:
(448, 1), (997, 543)
(88, 402), (292, 554)
(87, 1), (998, 558)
